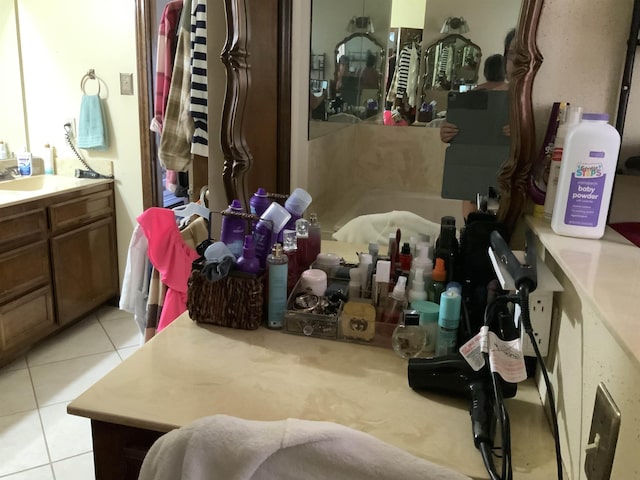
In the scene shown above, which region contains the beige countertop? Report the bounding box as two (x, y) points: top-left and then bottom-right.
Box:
(68, 312), (557, 479)
(0, 175), (112, 208)
(527, 216), (640, 368)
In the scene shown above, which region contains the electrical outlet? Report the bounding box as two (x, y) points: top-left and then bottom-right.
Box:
(64, 118), (76, 138)
(520, 289), (553, 356)
(120, 73), (134, 95)
(584, 383), (621, 480)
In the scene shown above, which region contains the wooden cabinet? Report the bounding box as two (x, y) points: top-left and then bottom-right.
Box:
(0, 182), (118, 366)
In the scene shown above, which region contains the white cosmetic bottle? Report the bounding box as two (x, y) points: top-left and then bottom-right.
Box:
(551, 113), (620, 239)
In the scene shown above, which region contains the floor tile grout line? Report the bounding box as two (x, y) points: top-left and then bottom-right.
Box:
(27, 359), (55, 472)
(27, 348), (120, 370)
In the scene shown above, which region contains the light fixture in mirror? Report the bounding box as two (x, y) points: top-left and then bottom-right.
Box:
(440, 16), (469, 34)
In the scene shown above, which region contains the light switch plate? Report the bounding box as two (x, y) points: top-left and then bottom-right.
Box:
(584, 383), (621, 480)
(120, 73), (134, 95)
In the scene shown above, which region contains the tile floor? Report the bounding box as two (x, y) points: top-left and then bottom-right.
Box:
(0, 306), (141, 479)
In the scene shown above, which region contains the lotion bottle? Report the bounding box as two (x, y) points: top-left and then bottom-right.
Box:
(544, 105), (582, 219)
(551, 112), (620, 239)
(267, 243), (288, 329)
(43, 144), (55, 175)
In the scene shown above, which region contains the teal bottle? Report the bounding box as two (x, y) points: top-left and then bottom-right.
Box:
(267, 243), (288, 329)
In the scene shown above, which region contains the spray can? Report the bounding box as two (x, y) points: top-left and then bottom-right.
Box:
(249, 187), (271, 225)
(267, 243), (288, 329)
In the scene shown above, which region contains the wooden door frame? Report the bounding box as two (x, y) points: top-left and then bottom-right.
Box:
(135, 0), (161, 209)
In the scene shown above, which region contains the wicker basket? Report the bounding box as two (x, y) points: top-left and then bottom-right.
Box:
(187, 263), (264, 330)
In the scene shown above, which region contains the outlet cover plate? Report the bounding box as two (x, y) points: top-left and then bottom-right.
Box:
(584, 383), (621, 480)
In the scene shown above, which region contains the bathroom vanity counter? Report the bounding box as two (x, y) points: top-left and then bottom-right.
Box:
(526, 216), (640, 478)
(526, 216), (640, 367)
(0, 174), (112, 208)
(68, 312), (557, 479)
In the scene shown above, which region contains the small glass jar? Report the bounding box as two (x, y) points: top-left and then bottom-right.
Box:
(392, 310), (426, 359)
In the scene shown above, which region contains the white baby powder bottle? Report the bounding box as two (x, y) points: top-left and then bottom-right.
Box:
(550, 112), (620, 239)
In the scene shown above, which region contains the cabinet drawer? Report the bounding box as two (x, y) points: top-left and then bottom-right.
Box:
(0, 286), (55, 351)
(49, 189), (114, 233)
(0, 240), (50, 304)
(0, 209), (47, 250)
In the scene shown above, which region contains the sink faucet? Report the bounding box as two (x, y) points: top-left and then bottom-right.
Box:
(0, 166), (20, 180)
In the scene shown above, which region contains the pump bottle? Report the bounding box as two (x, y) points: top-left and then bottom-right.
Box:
(380, 276), (407, 324)
(266, 243), (288, 329)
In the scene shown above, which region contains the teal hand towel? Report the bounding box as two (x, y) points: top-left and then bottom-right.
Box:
(77, 94), (108, 149)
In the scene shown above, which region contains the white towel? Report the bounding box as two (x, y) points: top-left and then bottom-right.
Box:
(138, 415), (471, 480)
(332, 210), (444, 246)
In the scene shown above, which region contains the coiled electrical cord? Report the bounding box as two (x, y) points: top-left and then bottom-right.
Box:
(63, 123), (114, 179)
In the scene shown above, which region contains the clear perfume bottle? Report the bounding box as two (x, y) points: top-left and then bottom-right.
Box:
(392, 310), (426, 359)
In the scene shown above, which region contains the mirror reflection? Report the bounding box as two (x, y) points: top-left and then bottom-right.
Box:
(306, 0), (522, 240)
(0, 0), (28, 158)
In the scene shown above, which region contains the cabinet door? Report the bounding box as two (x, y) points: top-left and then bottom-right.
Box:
(51, 217), (119, 325)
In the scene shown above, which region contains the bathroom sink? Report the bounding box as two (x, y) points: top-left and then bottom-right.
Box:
(0, 175), (83, 191)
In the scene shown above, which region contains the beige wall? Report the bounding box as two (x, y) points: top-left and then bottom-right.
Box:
(18, 0), (142, 284)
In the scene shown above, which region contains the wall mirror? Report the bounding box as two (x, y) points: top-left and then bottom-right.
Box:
(305, 0), (543, 236)
(0, 0), (28, 158)
(329, 33), (384, 117)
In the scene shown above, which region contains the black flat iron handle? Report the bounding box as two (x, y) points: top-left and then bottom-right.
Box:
(490, 230), (537, 292)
